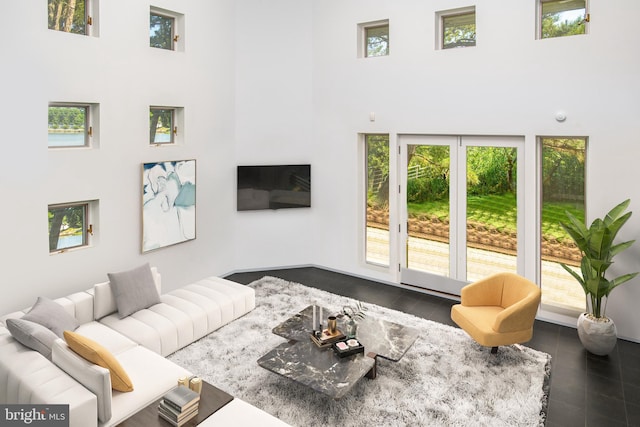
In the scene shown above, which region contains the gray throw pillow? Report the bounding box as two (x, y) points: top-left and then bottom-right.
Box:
(22, 296), (80, 338)
(107, 263), (161, 319)
(6, 318), (59, 360)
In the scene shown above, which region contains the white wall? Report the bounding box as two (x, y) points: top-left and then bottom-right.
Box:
(0, 0), (238, 314)
(232, 0), (317, 270)
(3, 1), (640, 342)
(305, 0), (640, 340)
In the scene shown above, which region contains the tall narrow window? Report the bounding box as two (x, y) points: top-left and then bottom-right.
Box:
(48, 0), (89, 35)
(150, 107), (175, 144)
(48, 202), (93, 253)
(150, 10), (176, 50)
(439, 8), (476, 49)
(358, 20), (389, 58)
(365, 135), (390, 266)
(540, 137), (586, 313)
(539, 0), (587, 39)
(48, 103), (92, 148)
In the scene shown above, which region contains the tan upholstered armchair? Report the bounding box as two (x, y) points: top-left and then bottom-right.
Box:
(451, 272), (541, 354)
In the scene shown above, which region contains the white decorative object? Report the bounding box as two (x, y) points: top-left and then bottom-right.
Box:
(577, 313), (617, 356)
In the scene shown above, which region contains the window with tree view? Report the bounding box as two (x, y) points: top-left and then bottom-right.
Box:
(150, 12), (175, 50)
(441, 10), (476, 49)
(540, 137), (586, 313)
(48, 0), (88, 34)
(362, 22), (389, 57)
(48, 203), (89, 253)
(48, 104), (89, 148)
(366, 135), (390, 266)
(540, 0), (587, 39)
(150, 108), (175, 144)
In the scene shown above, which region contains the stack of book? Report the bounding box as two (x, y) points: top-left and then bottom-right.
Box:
(310, 328), (345, 348)
(158, 385), (200, 426)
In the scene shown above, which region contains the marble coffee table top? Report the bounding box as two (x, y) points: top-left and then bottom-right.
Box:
(257, 340), (375, 399)
(258, 305), (419, 399)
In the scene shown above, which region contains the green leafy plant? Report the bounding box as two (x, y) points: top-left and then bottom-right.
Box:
(560, 199), (638, 318)
(341, 301), (368, 321)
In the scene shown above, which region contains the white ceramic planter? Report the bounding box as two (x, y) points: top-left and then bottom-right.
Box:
(577, 312), (617, 356)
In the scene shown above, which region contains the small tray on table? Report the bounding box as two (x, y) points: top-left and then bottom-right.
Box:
(333, 338), (365, 358)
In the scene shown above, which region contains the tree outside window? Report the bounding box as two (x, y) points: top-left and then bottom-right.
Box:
(540, 0), (587, 39)
(150, 108), (175, 144)
(150, 13), (175, 50)
(442, 12), (476, 49)
(366, 25), (389, 57)
(48, 0), (87, 34)
(48, 203), (88, 252)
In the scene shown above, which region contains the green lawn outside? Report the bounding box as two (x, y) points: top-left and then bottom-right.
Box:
(407, 194), (585, 242)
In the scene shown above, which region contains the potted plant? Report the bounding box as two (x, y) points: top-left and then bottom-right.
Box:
(560, 199), (638, 355)
(340, 301), (368, 338)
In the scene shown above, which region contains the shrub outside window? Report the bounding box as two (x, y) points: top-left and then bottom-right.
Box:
(48, 104), (92, 148)
(440, 9), (476, 49)
(48, 202), (91, 253)
(48, 0), (91, 35)
(540, 0), (587, 39)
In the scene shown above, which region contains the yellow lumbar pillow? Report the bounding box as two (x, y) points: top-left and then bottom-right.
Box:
(63, 330), (134, 392)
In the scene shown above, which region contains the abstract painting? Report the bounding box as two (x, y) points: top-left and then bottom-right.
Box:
(142, 160), (196, 252)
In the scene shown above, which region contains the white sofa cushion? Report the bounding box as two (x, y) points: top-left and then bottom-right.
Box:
(105, 345), (191, 427)
(0, 330), (98, 427)
(100, 276), (256, 357)
(52, 338), (112, 423)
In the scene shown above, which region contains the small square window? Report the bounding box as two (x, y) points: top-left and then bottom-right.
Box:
(48, 0), (94, 35)
(150, 107), (177, 145)
(539, 0), (587, 39)
(48, 202), (93, 253)
(366, 25), (389, 57)
(48, 103), (95, 148)
(150, 7), (183, 51)
(439, 8), (476, 49)
(358, 20), (389, 58)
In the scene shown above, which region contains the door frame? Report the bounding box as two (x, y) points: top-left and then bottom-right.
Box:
(397, 134), (525, 295)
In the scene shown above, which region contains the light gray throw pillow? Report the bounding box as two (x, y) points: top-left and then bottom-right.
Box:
(22, 296), (80, 338)
(107, 263), (161, 319)
(6, 318), (59, 359)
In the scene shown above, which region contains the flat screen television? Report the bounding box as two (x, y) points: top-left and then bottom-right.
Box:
(237, 164), (311, 211)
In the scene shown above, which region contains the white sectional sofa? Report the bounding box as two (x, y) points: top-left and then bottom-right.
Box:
(0, 265), (274, 427)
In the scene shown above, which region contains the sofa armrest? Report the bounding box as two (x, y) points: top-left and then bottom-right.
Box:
(52, 339), (112, 423)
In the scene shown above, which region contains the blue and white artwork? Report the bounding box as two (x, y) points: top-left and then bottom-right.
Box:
(142, 160), (196, 252)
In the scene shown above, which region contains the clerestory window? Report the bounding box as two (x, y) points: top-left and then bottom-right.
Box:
(48, 0), (97, 36)
(539, 0), (588, 39)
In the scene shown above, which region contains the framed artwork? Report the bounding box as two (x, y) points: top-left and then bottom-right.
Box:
(142, 159), (196, 252)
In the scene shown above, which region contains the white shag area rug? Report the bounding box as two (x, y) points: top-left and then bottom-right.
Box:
(168, 277), (551, 427)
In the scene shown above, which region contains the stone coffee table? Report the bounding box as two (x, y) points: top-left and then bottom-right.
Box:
(257, 305), (419, 399)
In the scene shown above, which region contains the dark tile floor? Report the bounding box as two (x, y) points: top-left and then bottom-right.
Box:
(226, 266), (640, 427)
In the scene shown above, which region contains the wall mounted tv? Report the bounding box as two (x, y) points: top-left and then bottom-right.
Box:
(237, 164), (311, 211)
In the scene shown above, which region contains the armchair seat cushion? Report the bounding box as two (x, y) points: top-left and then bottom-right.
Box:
(451, 305), (533, 347)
